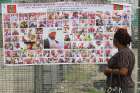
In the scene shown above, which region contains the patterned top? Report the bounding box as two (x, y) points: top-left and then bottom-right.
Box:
(107, 47), (135, 88)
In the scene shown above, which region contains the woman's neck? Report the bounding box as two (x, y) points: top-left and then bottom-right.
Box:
(118, 45), (127, 51)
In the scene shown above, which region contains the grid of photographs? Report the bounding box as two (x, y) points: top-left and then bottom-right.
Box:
(3, 4), (131, 65)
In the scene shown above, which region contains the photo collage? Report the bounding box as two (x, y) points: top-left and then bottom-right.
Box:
(3, 4), (131, 65)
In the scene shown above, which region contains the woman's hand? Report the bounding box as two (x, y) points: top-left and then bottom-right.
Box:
(104, 68), (112, 76)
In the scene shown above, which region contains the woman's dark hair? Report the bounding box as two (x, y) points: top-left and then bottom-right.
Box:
(113, 28), (132, 46)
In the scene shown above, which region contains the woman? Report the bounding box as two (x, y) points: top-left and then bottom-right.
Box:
(104, 28), (135, 93)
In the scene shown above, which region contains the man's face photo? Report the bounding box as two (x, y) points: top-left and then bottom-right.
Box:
(43, 29), (64, 49)
(49, 32), (56, 40)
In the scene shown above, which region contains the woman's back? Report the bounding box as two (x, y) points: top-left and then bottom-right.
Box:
(107, 47), (135, 88)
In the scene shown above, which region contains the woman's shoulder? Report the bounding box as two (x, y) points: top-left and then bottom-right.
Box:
(118, 47), (134, 57)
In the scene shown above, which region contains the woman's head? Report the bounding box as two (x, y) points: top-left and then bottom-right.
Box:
(113, 28), (132, 48)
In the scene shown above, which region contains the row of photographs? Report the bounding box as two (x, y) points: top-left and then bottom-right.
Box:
(5, 49), (116, 58)
(5, 57), (111, 64)
(3, 26), (117, 37)
(3, 11), (130, 21)
(4, 32), (114, 42)
(3, 26), (118, 45)
(3, 18), (130, 28)
(4, 40), (113, 50)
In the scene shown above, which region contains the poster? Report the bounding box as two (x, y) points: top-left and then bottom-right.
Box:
(2, 2), (131, 65)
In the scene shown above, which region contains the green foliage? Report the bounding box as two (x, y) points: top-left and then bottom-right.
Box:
(0, 0), (12, 3)
(64, 65), (91, 81)
(88, 88), (103, 93)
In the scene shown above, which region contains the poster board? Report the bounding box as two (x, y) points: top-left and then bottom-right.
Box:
(1, 2), (131, 65)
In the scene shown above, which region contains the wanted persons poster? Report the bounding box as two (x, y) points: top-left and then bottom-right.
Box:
(1, 2), (131, 65)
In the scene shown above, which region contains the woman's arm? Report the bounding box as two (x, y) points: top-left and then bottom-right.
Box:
(104, 68), (128, 76)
